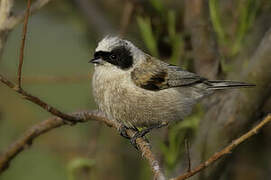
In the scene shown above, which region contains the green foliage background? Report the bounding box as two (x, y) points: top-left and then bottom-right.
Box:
(0, 0), (270, 179)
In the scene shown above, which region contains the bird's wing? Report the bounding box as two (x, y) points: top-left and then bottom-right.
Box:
(131, 56), (206, 91)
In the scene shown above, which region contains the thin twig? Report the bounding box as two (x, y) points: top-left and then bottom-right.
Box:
(171, 114), (271, 180)
(126, 129), (166, 180)
(185, 139), (191, 173)
(18, 0), (31, 88)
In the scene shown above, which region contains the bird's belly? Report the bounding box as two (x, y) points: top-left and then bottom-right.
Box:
(93, 79), (195, 128)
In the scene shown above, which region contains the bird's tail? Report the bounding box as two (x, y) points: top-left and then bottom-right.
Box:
(206, 80), (255, 90)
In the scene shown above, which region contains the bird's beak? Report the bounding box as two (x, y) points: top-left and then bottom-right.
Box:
(89, 58), (102, 64)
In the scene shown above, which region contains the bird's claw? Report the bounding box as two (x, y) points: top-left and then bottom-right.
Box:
(119, 125), (130, 139)
(119, 123), (168, 150)
(130, 129), (150, 150)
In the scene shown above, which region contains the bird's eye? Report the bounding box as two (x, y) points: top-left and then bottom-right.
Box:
(110, 54), (117, 60)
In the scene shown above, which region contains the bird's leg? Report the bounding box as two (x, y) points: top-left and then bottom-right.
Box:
(119, 125), (143, 149)
(130, 122), (168, 149)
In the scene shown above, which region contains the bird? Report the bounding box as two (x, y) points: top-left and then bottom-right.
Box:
(89, 36), (254, 145)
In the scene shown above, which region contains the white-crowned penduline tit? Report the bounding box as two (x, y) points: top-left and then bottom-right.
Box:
(89, 36), (254, 147)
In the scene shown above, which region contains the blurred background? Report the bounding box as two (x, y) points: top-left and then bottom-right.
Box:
(0, 0), (271, 180)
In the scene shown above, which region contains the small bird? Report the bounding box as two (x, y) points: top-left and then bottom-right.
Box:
(90, 36), (254, 144)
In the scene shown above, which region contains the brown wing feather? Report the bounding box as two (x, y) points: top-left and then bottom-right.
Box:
(131, 56), (169, 90)
(131, 56), (206, 91)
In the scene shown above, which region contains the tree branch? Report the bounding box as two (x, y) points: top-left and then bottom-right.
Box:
(18, 0), (31, 88)
(0, 110), (104, 173)
(0, 110), (165, 180)
(171, 114), (271, 180)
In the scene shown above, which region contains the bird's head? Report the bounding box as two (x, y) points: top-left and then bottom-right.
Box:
(90, 36), (146, 71)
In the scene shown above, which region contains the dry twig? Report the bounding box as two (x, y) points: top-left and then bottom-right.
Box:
(18, 0), (31, 88)
(171, 114), (271, 180)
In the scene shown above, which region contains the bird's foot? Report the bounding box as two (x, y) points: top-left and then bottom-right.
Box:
(130, 129), (150, 149)
(118, 125), (142, 149)
(119, 125), (130, 139)
(130, 122), (168, 149)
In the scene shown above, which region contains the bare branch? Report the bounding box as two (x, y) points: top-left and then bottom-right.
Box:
(0, 110), (109, 173)
(171, 114), (271, 180)
(125, 128), (166, 180)
(0, 110), (165, 180)
(18, 0), (31, 88)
